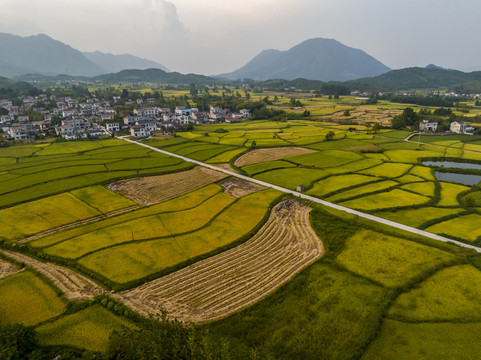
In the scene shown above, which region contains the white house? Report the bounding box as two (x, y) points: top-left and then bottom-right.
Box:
(420, 120), (438, 132)
(451, 121), (475, 134)
(106, 123), (121, 132)
(130, 124), (147, 137)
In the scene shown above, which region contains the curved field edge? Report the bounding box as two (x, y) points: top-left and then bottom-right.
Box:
(113, 198), (324, 324)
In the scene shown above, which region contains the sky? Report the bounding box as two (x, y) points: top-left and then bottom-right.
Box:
(1, 0), (481, 75)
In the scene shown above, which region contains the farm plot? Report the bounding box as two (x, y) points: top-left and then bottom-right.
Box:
(378, 207), (465, 228)
(234, 147), (316, 167)
(362, 320), (481, 360)
(36, 305), (137, 353)
(254, 167), (327, 190)
(78, 189), (281, 285)
(426, 213), (481, 242)
(286, 150), (363, 168)
(0, 140), (191, 207)
(388, 265), (481, 322)
(219, 178), (265, 197)
(335, 229), (456, 287)
(107, 167), (227, 206)
(307, 174), (379, 197)
(29, 184), (223, 249)
(1, 250), (104, 301)
(242, 160), (297, 175)
(0, 186), (136, 241)
(114, 199), (323, 323)
(340, 188), (430, 211)
(43, 192), (235, 259)
(0, 270), (66, 326)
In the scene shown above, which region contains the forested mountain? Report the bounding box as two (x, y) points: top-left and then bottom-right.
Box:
(83, 51), (169, 73)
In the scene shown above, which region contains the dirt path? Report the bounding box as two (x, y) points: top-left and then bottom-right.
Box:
(113, 199), (324, 324)
(220, 178), (265, 198)
(234, 147), (317, 167)
(0, 258), (20, 279)
(0, 250), (105, 301)
(107, 167), (227, 206)
(18, 205), (139, 243)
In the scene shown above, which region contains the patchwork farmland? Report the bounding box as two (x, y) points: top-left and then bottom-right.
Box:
(2, 118), (481, 357)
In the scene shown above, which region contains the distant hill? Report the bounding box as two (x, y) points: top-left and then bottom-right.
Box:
(0, 76), (32, 90)
(93, 68), (222, 85)
(0, 33), (105, 77)
(83, 51), (169, 73)
(345, 67), (481, 91)
(218, 38), (391, 81)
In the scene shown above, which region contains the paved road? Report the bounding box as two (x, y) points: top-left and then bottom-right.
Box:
(119, 137), (481, 253)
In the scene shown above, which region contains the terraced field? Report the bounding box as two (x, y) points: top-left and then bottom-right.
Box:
(114, 199), (323, 323)
(1, 250), (104, 301)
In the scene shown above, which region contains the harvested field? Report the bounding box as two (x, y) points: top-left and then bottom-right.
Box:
(234, 147), (316, 167)
(0, 250), (104, 301)
(114, 199), (324, 324)
(106, 167), (227, 206)
(0, 259), (19, 279)
(220, 178), (265, 198)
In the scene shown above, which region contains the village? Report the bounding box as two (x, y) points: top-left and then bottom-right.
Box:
(0, 94), (251, 141)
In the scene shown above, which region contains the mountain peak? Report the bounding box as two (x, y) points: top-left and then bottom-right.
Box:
(218, 38), (390, 81)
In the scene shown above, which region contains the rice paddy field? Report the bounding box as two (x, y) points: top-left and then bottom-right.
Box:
(2, 114), (481, 357)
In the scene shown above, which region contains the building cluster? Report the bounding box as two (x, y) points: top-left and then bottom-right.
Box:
(0, 94), (251, 140)
(122, 106), (250, 137)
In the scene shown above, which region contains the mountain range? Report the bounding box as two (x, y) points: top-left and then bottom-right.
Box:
(0, 33), (169, 77)
(218, 38), (391, 81)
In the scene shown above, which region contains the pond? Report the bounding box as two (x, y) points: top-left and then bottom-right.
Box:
(422, 161), (481, 171)
(434, 171), (481, 186)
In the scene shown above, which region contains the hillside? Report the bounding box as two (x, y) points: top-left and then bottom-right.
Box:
(93, 68), (222, 85)
(345, 67), (481, 91)
(83, 51), (170, 73)
(0, 75), (33, 90)
(219, 38), (391, 81)
(0, 33), (105, 77)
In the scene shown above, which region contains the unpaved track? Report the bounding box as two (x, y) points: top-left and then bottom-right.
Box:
(0, 258), (20, 279)
(120, 137), (481, 253)
(234, 147), (316, 167)
(0, 250), (105, 301)
(113, 199), (323, 324)
(18, 205), (139, 243)
(107, 167), (227, 206)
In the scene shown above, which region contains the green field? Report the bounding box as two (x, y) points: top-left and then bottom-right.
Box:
(335, 229), (456, 287)
(36, 305), (137, 352)
(0, 271), (66, 326)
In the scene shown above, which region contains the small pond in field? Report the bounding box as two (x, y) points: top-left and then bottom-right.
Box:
(422, 161), (481, 171)
(422, 160), (481, 186)
(434, 172), (481, 186)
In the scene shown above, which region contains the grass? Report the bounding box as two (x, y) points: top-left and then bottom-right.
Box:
(335, 229), (456, 287)
(362, 320), (481, 360)
(70, 186), (135, 213)
(378, 207), (465, 228)
(31, 184), (223, 249)
(44, 192), (235, 259)
(388, 265), (481, 322)
(426, 213), (481, 242)
(0, 271), (66, 326)
(463, 190), (481, 207)
(409, 165), (436, 180)
(360, 162), (413, 178)
(438, 182), (469, 206)
(205, 148), (245, 163)
(286, 150), (363, 168)
(383, 149), (444, 163)
(340, 189), (430, 211)
(254, 167), (327, 190)
(205, 262), (389, 360)
(399, 181), (436, 196)
(36, 305), (137, 353)
(327, 180), (398, 202)
(78, 189), (281, 284)
(242, 160), (297, 175)
(307, 174), (378, 197)
(0, 192), (101, 240)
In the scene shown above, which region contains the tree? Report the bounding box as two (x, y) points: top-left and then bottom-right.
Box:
(121, 89), (129, 99)
(325, 131), (335, 141)
(0, 323), (36, 359)
(343, 109), (350, 117)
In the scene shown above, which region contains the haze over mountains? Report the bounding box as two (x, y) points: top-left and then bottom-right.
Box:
(218, 38), (391, 81)
(0, 33), (169, 77)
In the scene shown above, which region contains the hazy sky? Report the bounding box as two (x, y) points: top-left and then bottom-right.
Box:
(1, 0), (481, 74)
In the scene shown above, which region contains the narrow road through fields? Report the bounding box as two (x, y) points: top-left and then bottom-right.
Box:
(119, 137), (481, 253)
